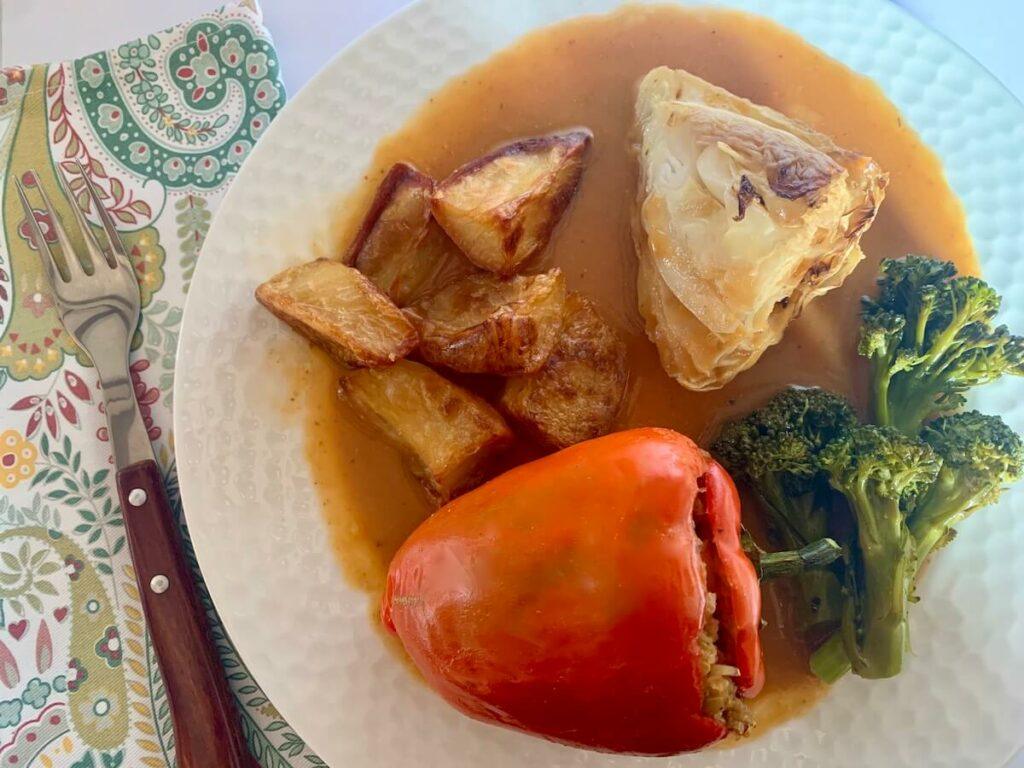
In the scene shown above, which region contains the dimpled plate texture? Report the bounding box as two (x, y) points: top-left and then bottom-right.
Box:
(174, 1), (1024, 766)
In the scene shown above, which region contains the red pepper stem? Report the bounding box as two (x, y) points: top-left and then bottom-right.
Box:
(754, 538), (841, 581)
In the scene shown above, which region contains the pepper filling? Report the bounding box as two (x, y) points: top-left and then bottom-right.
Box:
(695, 489), (755, 735)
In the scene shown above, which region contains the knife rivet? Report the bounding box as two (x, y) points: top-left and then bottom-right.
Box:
(128, 488), (148, 507)
(150, 575), (170, 594)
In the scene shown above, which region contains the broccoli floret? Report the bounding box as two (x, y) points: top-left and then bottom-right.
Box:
(718, 380), (1024, 685)
(713, 388), (857, 640)
(714, 388), (857, 545)
(910, 411), (1024, 565)
(817, 425), (941, 679)
(860, 255), (1024, 435)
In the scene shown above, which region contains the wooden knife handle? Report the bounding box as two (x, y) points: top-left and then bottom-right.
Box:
(117, 459), (258, 768)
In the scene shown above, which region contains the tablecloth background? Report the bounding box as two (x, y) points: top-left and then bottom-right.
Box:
(0, 2), (324, 765)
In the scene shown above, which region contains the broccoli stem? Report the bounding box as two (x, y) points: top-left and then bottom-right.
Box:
(809, 633), (851, 683)
(751, 486), (846, 635)
(912, 525), (952, 570)
(920, 297), (973, 370)
(840, 490), (914, 679)
(845, 538), (912, 678)
(799, 570), (845, 636)
(814, 451), (1017, 684)
(890, 405), (933, 437)
(871, 369), (894, 430)
(912, 297), (932, 351)
(753, 482), (817, 547)
(743, 477), (841, 627)
(909, 469), (988, 566)
(756, 538), (842, 580)
(885, 377), (942, 436)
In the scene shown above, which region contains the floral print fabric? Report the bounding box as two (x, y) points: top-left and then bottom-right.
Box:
(0, 3), (323, 766)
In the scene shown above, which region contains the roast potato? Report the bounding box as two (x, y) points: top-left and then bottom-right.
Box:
(500, 292), (628, 448)
(338, 360), (513, 501)
(406, 269), (567, 375)
(255, 258), (417, 367)
(432, 130), (592, 276)
(346, 162), (473, 306)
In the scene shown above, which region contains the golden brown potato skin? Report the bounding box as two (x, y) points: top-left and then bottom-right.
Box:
(255, 259), (417, 367)
(432, 130), (591, 276)
(500, 293), (628, 448)
(338, 360), (512, 502)
(345, 162), (433, 266)
(406, 269), (567, 375)
(346, 162), (473, 306)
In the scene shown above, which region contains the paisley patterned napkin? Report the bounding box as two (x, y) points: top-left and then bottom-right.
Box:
(0, 3), (323, 766)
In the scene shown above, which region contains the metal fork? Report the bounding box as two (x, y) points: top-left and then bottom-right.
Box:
(16, 164), (256, 768)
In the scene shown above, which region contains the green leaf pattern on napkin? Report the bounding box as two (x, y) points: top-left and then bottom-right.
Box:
(0, 3), (318, 766)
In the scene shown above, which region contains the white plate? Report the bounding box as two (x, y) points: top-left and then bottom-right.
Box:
(174, 1), (1024, 766)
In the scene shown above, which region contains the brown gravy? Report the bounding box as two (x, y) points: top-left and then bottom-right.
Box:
(292, 4), (977, 735)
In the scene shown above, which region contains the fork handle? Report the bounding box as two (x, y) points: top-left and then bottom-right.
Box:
(117, 459), (258, 768)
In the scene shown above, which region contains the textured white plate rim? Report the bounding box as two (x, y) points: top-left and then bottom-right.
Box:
(174, 2), (1024, 766)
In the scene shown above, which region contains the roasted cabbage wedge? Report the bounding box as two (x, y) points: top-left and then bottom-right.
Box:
(345, 162), (474, 306)
(633, 67), (887, 391)
(432, 130), (591, 276)
(255, 259), (417, 367)
(406, 269), (567, 375)
(500, 292), (628, 448)
(338, 360), (513, 501)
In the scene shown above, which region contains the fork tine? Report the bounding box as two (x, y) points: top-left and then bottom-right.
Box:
(35, 178), (90, 277)
(56, 167), (114, 269)
(14, 175), (66, 285)
(74, 161), (131, 270)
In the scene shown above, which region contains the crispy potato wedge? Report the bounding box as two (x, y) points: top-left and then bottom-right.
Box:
(338, 360), (513, 501)
(344, 162), (433, 269)
(500, 292), (628, 449)
(432, 130), (592, 276)
(255, 259), (417, 367)
(412, 221), (478, 300)
(406, 269), (567, 375)
(346, 162), (473, 306)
